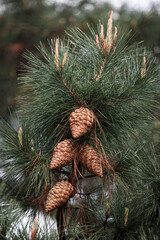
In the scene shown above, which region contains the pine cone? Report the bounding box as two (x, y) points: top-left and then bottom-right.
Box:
(45, 180), (73, 212)
(79, 145), (103, 178)
(50, 139), (75, 169)
(69, 107), (95, 138)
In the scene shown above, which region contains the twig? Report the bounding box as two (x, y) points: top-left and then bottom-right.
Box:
(95, 11), (117, 82)
(56, 205), (66, 240)
(54, 38), (83, 106)
(95, 57), (107, 82)
(59, 71), (82, 106)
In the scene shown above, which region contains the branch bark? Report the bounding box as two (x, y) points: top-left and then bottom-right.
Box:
(56, 205), (66, 240)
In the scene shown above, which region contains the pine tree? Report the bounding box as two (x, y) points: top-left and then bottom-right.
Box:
(0, 11), (160, 240)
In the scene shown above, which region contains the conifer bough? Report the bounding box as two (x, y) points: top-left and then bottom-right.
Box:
(0, 9), (159, 240)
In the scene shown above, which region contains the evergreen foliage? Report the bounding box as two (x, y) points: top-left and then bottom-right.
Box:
(0, 11), (160, 239)
(1, 0), (160, 116)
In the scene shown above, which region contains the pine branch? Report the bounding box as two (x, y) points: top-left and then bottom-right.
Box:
(54, 38), (83, 106)
(58, 70), (82, 106)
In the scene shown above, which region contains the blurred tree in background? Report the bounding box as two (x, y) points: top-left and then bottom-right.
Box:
(0, 0), (160, 116)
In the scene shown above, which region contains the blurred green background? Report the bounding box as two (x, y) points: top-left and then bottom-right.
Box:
(0, 0), (160, 117)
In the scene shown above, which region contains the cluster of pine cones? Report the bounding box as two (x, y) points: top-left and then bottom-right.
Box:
(45, 107), (106, 213)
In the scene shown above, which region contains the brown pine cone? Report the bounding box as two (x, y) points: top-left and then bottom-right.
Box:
(45, 180), (73, 212)
(50, 139), (75, 169)
(69, 107), (95, 138)
(79, 145), (103, 178)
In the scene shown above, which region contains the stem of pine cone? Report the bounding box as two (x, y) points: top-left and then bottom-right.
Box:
(69, 149), (81, 192)
(56, 205), (66, 240)
(55, 157), (79, 240)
